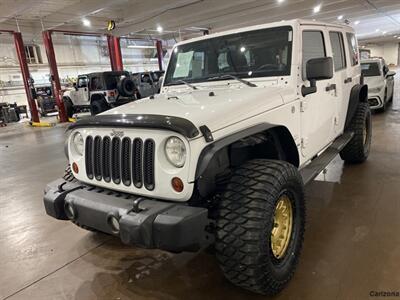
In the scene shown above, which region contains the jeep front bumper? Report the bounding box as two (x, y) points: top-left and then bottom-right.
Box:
(43, 178), (211, 252)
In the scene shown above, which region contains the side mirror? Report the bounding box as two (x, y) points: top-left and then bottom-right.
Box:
(386, 71), (396, 78)
(73, 82), (78, 91)
(302, 57), (333, 96)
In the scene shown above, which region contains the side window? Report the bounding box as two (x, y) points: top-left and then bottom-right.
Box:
(90, 77), (103, 90)
(77, 77), (87, 88)
(141, 73), (151, 83)
(302, 31), (326, 78)
(329, 32), (346, 71)
(346, 32), (359, 66)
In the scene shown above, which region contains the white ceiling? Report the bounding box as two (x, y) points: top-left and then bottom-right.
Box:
(1, 0), (400, 43)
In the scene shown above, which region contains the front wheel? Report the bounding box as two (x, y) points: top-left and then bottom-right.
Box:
(340, 102), (372, 163)
(216, 159), (305, 295)
(63, 97), (74, 118)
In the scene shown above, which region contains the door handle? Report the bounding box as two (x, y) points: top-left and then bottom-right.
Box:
(325, 84), (336, 92)
(344, 77), (352, 84)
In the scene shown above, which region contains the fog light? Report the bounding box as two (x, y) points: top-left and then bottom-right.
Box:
(108, 215), (120, 233)
(171, 177), (184, 192)
(72, 162), (79, 174)
(64, 202), (76, 220)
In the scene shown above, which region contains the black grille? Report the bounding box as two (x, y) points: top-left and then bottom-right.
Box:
(84, 135), (155, 190)
(143, 139), (155, 191)
(85, 136), (93, 179)
(111, 137), (121, 184)
(121, 137), (131, 186)
(93, 136), (102, 180)
(102, 137), (111, 182)
(132, 138), (143, 188)
(368, 98), (379, 107)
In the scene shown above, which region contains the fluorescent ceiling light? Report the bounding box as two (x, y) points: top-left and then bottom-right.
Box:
(127, 45), (156, 49)
(337, 15), (343, 20)
(157, 25), (163, 33)
(313, 5), (321, 13)
(82, 18), (91, 27)
(354, 20), (360, 25)
(277, 0), (285, 3)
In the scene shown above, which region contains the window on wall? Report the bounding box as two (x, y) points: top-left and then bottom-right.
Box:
(24, 45), (43, 64)
(302, 31), (326, 78)
(346, 32), (359, 66)
(329, 32), (346, 71)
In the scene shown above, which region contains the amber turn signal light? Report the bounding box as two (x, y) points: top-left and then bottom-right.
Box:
(72, 162), (79, 174)
(171, 177), (184, 192)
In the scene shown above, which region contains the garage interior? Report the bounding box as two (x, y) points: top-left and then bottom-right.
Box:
(1, 0), (400, 299)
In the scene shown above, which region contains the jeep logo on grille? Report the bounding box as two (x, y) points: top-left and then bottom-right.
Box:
(110, 129), (124, 138)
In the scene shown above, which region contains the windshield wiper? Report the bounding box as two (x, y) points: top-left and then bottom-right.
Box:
(171, 79), (198, 90)
(207, 74), (257, 87)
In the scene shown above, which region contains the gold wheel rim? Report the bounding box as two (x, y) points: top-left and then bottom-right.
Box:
(271, 194), (293, 259)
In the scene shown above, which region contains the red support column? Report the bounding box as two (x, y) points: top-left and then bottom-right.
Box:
(156, 40), (163, 71)
(107, 35), (123, 71)
(42, 30), (68, 122)
(13, 32), (40, 123)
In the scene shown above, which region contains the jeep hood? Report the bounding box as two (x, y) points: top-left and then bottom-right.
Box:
(103, 86), (285, 133)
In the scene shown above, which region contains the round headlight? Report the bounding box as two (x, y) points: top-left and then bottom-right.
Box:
(72, 132), (84, 156)
(165, 137), (186, 168)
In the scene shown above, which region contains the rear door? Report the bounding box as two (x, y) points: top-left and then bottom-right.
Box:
(338, 32), (361, 130)
(75, 76), (89, 105)
(327, 29), (348, 135)
(300, 27), (337, 159)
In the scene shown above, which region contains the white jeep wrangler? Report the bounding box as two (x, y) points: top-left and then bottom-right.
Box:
(44, 19), (371, 295)
(62, 71), (136, 117)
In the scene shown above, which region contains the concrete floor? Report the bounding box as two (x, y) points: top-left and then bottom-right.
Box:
(1, 76), (400, 300)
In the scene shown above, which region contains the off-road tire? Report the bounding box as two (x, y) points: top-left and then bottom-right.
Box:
(117, 77), (135, 97)
(90, 97), (109, 115)
(63, 97), (74, 118)
(215, 159), (305, 295)
(340, 102), (371, 163)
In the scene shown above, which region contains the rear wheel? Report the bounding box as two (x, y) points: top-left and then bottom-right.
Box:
(216, 159), (305, 295)
(90, 97), (109, 115)
(340, 102), (371, 163)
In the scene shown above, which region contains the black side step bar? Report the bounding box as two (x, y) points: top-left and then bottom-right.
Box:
(300, 132), (354, 185)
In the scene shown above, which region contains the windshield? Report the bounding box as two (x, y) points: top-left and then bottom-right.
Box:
(361, 62), (381, 77)
(164, 26), (293, 86)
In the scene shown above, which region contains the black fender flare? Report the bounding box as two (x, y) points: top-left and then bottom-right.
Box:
(345, 84), (368, 129)
(90, 93), (106, 103)
(194, 123), (299, 180)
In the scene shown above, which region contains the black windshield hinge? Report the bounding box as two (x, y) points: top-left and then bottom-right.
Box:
(199, 125), (214, 142)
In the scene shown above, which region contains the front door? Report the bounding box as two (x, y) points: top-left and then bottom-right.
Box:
(75, 76), (89, 105)
(300, 28), (337, 159)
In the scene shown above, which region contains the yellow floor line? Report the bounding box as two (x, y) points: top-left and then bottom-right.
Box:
(28, 121), (56, 127)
